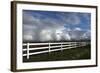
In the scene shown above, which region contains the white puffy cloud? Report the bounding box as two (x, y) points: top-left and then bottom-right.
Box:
(81, 30), (91, 40)
(23, 34), (33, 41)
(39, 29), (53, 42)
(74, 27), (82, 31)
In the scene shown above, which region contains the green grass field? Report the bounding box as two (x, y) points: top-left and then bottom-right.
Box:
(23, 45), (91, 62)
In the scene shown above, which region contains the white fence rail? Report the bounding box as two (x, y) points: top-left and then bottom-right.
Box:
(23, 42), (89, 59)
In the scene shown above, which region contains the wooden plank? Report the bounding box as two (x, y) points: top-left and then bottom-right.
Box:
(23, 44), (73, 51)
(23, 42), (80, 46)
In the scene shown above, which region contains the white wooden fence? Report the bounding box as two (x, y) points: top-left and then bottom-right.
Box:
(23, 42), (88, 59)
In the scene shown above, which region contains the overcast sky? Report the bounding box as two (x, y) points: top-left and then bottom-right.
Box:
(23, 10), (91, 42)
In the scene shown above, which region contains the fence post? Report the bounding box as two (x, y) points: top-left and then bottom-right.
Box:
(70, 42), (72, 47)
(74, 42), (76, 48)
(49, 42), (51, 53)
(27, 43), (29, 59)
(61, 43), (63, 52)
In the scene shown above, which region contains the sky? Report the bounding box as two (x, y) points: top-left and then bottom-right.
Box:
(23, 10), (91, 42)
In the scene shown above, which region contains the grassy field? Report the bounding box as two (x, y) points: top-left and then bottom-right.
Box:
(23, 45), (91, 62)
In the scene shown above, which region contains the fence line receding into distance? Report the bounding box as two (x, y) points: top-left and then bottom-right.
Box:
(22, 42), (89, 59)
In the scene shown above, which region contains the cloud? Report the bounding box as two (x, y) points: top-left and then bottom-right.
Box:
(74, 27), (82, 31)
(81, 30), (91, 40)
(57, 12), (81, 25)
(23, 34), (33, 41)
(23, 10), (91, 42)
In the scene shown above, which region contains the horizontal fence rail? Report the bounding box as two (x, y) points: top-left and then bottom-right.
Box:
(22, 42), (89, 59)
